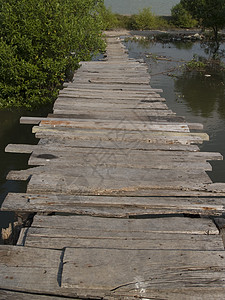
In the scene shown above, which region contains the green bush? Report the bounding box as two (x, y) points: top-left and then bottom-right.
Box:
(171, 3), (198, 28)
(131, 8), (169, 30)
(0, 0), (106, 109)
(134, 8), (156, 30)
(100, 6), (119, 29)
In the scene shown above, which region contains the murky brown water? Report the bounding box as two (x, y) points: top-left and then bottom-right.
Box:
(124, 39), (225, 182)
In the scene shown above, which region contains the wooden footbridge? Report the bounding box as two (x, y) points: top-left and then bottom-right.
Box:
(1, 32), (225, 299)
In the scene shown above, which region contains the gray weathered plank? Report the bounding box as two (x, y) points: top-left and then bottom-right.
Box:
(25, 165), (212, 196)
(62, 248), (225, 292)
(39, 119), (190, 132)
(3, 193), (225, 216)
(30, 215), (219, 235)
(0, 246), (104, 298)
(21, 228), (223, 250)
(32, 126), (208, 145)
(0, 290), (77, 300)
(5, 140), (202, 153)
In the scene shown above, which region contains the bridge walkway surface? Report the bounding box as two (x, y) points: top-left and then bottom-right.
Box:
(1, 32), (225, 299)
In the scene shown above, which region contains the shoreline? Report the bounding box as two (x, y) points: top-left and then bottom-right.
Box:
(105, 29), (225, 42)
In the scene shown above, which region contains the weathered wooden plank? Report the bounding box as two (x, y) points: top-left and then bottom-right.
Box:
(62, 248), (225, 292)
(48, 113), (187, 123)
(22, 228), (223, 250)
(40, 119), (189, 132)
(62, 83), (161, 92)
(22, 118), (192, 133)
(107, 289), (225, 300)
(0, 290), (77, 300)
(19, 116), (204, 131)
(5, 141), (202, 154)
(60, 87), (162, 94)
(20, 146), (217, 163)
(0, 245), (60, 267)
(56, 96), (165, 103)
(8, 157), (212, 172)
(72, 74), (151, 80)
(25, 158), (212, 171)
(5, 142), (202, 155)
(53, 102), (169, 111)
(30, 215), (219, 234)
(4, 193), (225, 216)
(0, 246), (103, 298)
(53, 108), (175, 116)
(26, 174), (224, 197)
(24, 164), (212, 196)
(73, 78), (150, 85)
(58, 88), (158, 96)
(32, 126), (208, 145)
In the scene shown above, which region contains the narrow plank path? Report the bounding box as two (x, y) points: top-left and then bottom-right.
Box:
(1, 32), (225, 299)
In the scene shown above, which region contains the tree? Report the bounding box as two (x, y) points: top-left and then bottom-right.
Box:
(171, 3), (198, 28)
(134, 8), (156, 30)
(181, 0), (225, 43)
(0, 0), (106, 109)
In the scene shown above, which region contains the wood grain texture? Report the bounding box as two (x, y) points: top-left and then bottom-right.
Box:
(3, 193), (225, 216)
(30, 215), (219, 235)
(62, 248), (225, 292)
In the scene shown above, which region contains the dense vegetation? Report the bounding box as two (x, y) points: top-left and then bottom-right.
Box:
(0, 0), (106, 109)
(1, 1), (225, 109)
(180, 0), (225, 42)
(102, 7), (169, 30)
(171, 3), (197, 28)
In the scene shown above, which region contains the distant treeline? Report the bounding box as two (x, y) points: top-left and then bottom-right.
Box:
(103, 1), (225, 42)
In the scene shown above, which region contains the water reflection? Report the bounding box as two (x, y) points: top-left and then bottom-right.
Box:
(174, 71), (225, 118)
(173, 41), (194, 50)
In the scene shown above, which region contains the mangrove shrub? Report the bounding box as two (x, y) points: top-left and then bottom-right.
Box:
(171, 3), (198, 28)
(181, 0), (225, 42)
(0, 0), (106, 109)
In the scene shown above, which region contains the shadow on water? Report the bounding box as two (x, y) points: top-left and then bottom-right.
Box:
(0, 106), (52, 240)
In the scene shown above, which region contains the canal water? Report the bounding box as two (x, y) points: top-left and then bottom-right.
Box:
(1, 39), (225, 239)
(0, 107), (52, 242)
(124, 38), (225, 183)
(104, 0), (180, 15)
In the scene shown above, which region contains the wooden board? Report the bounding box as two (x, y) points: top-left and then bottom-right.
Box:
(0, 245), (61, 292)
(62, 248), (225, 293)
(53, 102), (168, 111)
(19, 116), (204, 130)
(5, 141), (202, 153)
(52, 109), (176, 121)
(3, 193), (225, 217)
(24, 165), (212, 196)
(0, 290), (77, 300)
(30, 215), (219, 235)
(62, 83), (161, 92)
(32, 126), (208, 145)
(21, 229), (224, 250)
(0, 245), (104, 298)
(39, 119), (190, 133)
